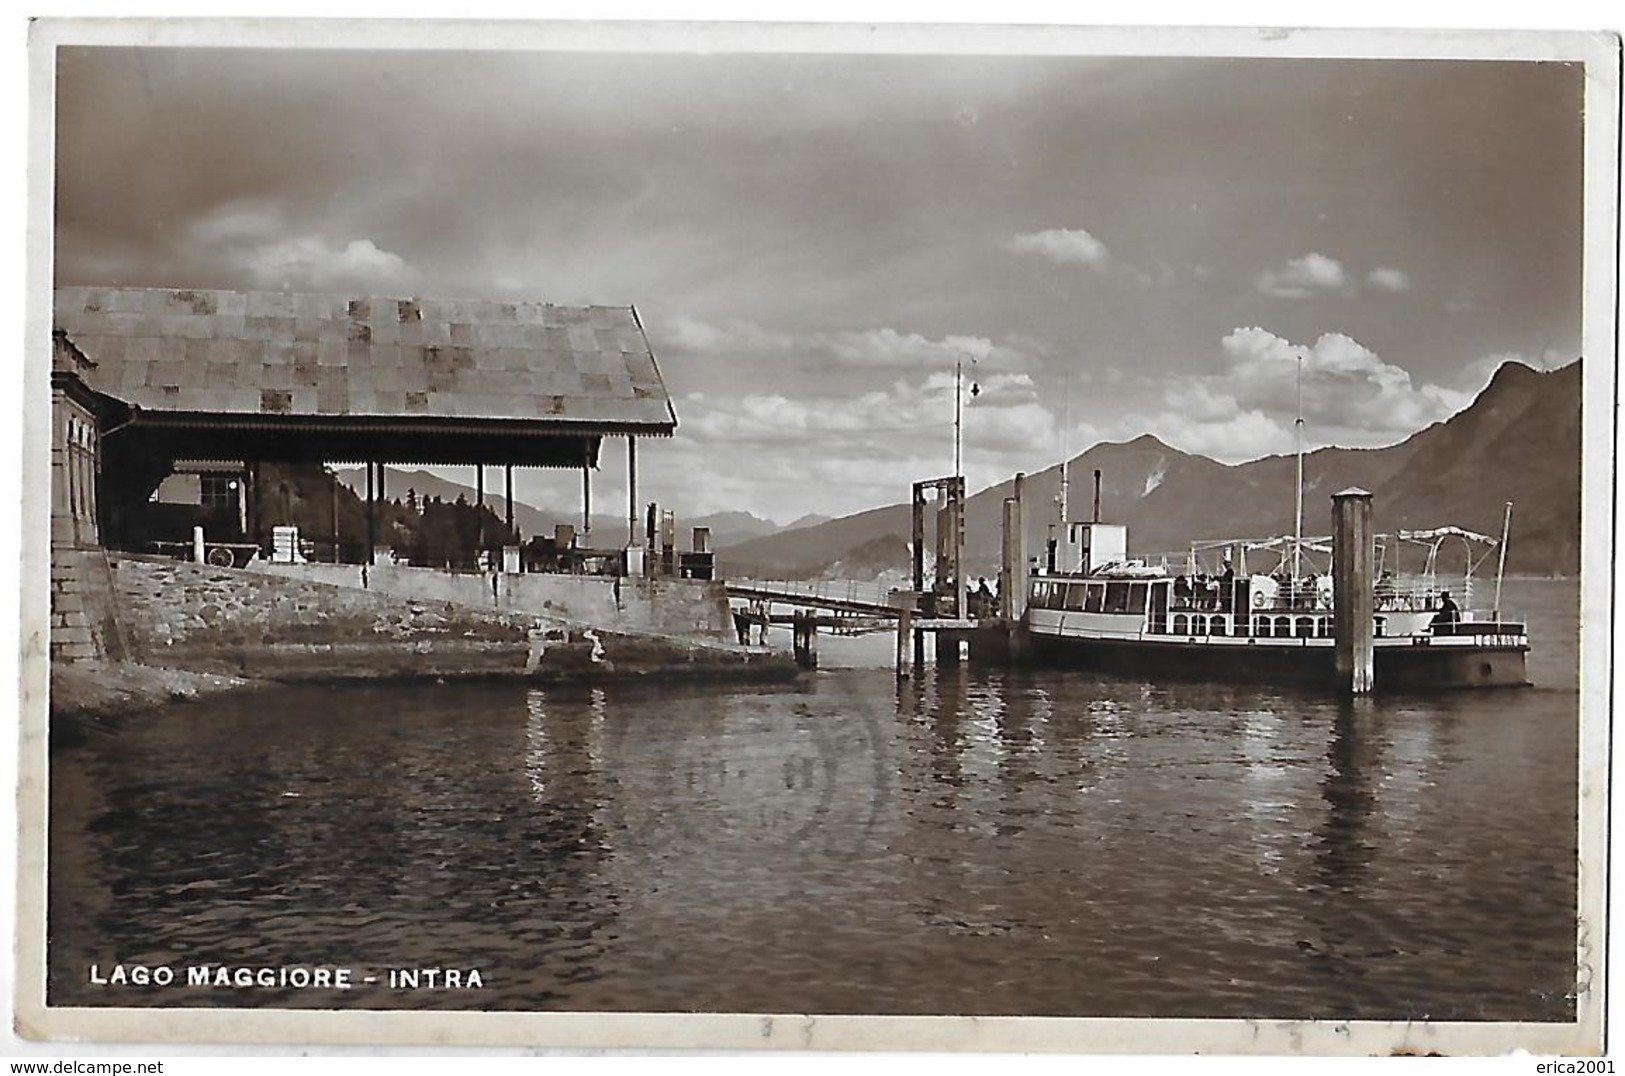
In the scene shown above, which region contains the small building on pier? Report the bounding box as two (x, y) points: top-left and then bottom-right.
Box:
(52, 286), (678, 564)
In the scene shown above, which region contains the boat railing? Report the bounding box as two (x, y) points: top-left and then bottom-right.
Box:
(1374, 579), (1474, 613)
(1169, 578), (1244, 612)
(1163, 576), (1477, 614)
(1173, 578), (1330, 613)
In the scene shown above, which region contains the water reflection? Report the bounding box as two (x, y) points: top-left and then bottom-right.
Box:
(50, 580), (1580, 1019)
(1312, 698), (1381, 896)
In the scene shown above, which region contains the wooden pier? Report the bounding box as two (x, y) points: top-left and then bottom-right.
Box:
(728, 462), (1383, 693)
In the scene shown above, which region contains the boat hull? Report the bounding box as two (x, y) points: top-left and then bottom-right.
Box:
(1024, 631), (1529, 691)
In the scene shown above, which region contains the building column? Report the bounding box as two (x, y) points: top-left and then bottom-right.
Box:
(248, 460), (261, 549)
(328, 468), (339, 563)
(627, 435), (638, 545)
(581, 441), (592, 544)
(505, 464), (514, 539)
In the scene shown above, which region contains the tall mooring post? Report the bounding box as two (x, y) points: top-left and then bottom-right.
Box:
(1000, 472), (1026, 622)
(1331, 487), (1375, 695)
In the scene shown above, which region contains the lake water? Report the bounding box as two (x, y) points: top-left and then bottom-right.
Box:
(48, 578), (1582, 1020)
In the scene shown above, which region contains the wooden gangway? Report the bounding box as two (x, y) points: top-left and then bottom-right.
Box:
(725, 578), (908, 617)
(724, 577), (986, 678)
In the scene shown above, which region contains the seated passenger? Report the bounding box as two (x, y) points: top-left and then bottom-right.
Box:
(1430, 591), (1460, 629)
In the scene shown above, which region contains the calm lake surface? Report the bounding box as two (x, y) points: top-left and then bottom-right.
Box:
(49, 578), (1581, 1019)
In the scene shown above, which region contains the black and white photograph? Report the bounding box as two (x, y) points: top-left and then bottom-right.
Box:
(15, 17), (1619, 1056)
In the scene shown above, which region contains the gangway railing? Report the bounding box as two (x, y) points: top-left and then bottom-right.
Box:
(726, 577), (903, 615)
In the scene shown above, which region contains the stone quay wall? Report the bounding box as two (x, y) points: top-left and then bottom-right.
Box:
(246, 561), (731, 639)
(89, 554), (790, 685)
(49, 548), (127, 665)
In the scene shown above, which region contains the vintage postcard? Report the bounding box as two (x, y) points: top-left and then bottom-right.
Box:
(14, 17), (1620, 1057)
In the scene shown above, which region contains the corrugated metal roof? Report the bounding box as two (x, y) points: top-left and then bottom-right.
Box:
(54, 286), (677, 431)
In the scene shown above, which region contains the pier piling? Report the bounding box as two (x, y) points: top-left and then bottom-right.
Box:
(792, 610), (818, 669)
(1331, 488), (1375, 694)
(1000, 472), (1025, 622)
(896, 608), (913, 680)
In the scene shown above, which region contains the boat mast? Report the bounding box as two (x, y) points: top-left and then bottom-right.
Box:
(1059, 370), (1070, 529)
(1494, 500), (1513, 618)
(1293, 354), (1304, 581)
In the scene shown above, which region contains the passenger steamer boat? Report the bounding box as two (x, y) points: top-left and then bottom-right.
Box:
(1024, 492), (1530, 690)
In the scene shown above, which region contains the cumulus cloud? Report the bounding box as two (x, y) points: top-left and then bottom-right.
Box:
(1103, 327), (1473, 462)
(668, 369), (1060, 515)
(1007, 228), (1111, 270)
(681, 370), (1044, 442)
(662, 315), (1037, 372)
(1139, 408), (1291, 463)
(1366, 266), (1412, 292)
(1456, 349), (1574, 395)
(184, 200), (411, 290)
(242, 237), (407, 284)
(1256, 252), (1347, 298)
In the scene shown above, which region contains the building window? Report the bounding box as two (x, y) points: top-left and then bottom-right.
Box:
(201, 475), (238, 509)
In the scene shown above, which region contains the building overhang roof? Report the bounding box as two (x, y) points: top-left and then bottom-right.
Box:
(54, 286), (679, 440)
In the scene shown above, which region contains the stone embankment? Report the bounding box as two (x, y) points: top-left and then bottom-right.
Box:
(49, 553), (796, 722)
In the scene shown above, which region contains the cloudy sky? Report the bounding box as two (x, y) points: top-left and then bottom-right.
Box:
(54, 45), (1584, 524)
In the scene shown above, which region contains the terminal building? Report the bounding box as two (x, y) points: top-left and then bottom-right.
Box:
(52, 286), (680, 569)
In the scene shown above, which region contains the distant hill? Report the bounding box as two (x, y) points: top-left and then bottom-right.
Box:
(336, 467), (799, 549)
(785, 513), (834, 532)
(717, 360), (1581, 578)
(336, 467), (564, 541)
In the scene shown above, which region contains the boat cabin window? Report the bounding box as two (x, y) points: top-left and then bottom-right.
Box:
(1065, 583), (1089, 612)
(1084, 583), (1104, 613)
(1104, 581), (1129, 614)
(1128, 583), (1148, 615)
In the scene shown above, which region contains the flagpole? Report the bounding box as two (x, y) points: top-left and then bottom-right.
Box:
(1060, 370), (1070, 526)
(1293, 355), (1304, 582)
(1494, 501), (1512, 618)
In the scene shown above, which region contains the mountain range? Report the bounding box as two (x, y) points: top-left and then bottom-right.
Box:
(716, 360), (1582, 579)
